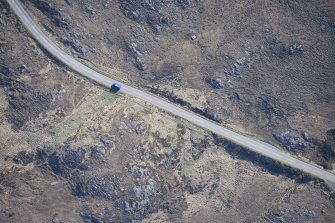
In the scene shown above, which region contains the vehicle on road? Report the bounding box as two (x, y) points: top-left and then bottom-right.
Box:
(111, 83), (121, 92)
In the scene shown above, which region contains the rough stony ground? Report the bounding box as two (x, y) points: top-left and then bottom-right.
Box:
(1, 1), (335, 223)
(20, 0), (335, 169)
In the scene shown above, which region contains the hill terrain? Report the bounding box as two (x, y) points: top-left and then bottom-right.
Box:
(0, 1), (334, 222)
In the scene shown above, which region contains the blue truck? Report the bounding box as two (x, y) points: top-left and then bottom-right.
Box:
(110, 83), (121, 92)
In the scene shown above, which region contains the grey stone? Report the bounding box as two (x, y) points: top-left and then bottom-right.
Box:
(302, 132), (311, 141)
(236, 57), (246, 65)
(100, 137), (114, 147)
(65, 0), (72, 6)
(80, 212), (103, 223)
(13, 151), (34, 165)
(91, 215), (103, 223)
(128, 166), (150, 177)
(19, 64), (26, 73)
(152, 24), (161, 35)
(51, 89), (66, 105)
(160, 17), (170, 25)
(31, 0), (69, 29)
(135, 58), (147, 71)
(133, 179), (157, 200)
(328, 21), (335, 28)
(63, 148), (87, 170)
(60, 36), (86, 56)
(288, 43), (303, 55)
(177, 0), (191, 9)
(207, 78), (224, 89)
(79, 47), (87, 57)
(58, 20), (69, 29)
(52, 216), (60, 223)
(126, 42), (142, 57)
(85, 6), (95, 14)
(91, 147), (106, 158)
(118, 122), (129, 130)
(130, 121), (146, 134)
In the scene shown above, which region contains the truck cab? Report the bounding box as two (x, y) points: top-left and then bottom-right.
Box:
(110, 83), (121, 93)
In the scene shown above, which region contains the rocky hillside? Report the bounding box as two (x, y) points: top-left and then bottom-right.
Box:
(20, 0), (335, 169)
(0, 1), (335, 223)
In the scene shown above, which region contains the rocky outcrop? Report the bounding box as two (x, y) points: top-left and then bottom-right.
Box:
(30, 0), (70, 29)
(273, 131), (307, 151)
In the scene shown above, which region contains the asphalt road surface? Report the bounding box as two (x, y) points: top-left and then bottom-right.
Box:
(7, 0), (335, 184)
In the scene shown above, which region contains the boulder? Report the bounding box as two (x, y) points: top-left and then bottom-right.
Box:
(288, 43), (303, 55)
(206, 78), (224, 89)
(135, 58), (147, 71)
(19, 64), (26, 74)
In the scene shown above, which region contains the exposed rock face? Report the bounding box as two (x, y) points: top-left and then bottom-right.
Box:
(273, 131), (307, 151)
(256, 95), (285, 119)
(80, 211), (103, 223)
(118, 0), (168, 25)
(206, 78), (225, 89)
(12, 151), (34, 165)
(90, 147), (106, 159)
(30, 0), (70, 29)
(63, 148), (88, 170)
(2, 78), (52, 130)
(128, 166), (151, 178)
(272, 129), (335, 169)
(51, 88), (65, 105)
(326, 129), (335, 153)
(60, 37), (87, 57)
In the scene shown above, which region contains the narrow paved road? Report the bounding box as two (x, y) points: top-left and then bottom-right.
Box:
(7, 0), (335, 184)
